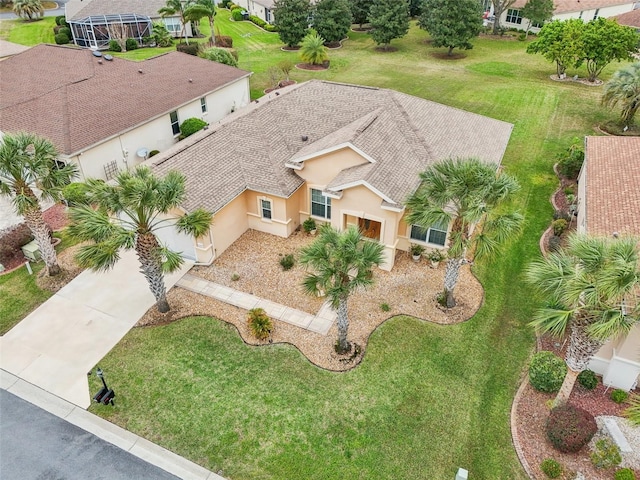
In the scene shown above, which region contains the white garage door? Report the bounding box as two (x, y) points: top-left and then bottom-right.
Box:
(154, 218), (197, 261)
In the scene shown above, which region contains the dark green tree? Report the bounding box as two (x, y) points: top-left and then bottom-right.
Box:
(526, 19), (584, 77)
(312, 0), (352, 44)
(491, 0), (516, 34)
(351, 0), (374, 28)
(582, 18), (638, 83)
(273, 0), (312, 47)
(368, 0), (410, 49)
(407, 0), (423, 17)
(520, 0), (553, 35)
(419, 0), (483, 56)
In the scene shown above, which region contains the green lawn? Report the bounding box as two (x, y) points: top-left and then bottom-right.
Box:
(0, 262), (50, 335)
(0, 16), (55, 45)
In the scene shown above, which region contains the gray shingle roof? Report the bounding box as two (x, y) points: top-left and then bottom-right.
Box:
(152, 80), (513, 213)
(0, 44), (250, 155)
(511, 0), (634, 14)
(66, 0), (169, 21)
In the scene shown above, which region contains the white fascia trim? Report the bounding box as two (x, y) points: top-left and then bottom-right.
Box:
(285, 162), (303, 170)
(329, 179), (395, 205)
(290, 142), (377, 165)
(381, 203), (404, 213)
(324, 190), (343, 200)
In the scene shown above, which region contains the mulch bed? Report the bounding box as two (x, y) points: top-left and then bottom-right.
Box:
(431, 51), (467, 60)
(295, 63), (329, 71)
(281, 45), (300, 51)
(374, 45), (398, 53)
(550, 75), (603, 87)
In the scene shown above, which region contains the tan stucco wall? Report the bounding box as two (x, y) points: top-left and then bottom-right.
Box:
(577, 162), (587, 234)
(590, 324), (640, 390)
(211, 193), (249, 258)
(245, 190), (292, 237)
(296, 147), (369, 187)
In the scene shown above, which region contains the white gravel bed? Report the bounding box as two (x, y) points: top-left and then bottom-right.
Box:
(593, 416), (640, 470)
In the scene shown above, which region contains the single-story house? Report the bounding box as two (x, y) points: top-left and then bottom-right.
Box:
(147, 80), (513, 271)
(498, 0), (637, 32)
(234, 0), (274, 24)
(0, 44), (251, 181)
(0, 40), (30, 61)
(65, 0), (196, 49)
(613, 7), (640, 29)
(577, 135), (640, 391)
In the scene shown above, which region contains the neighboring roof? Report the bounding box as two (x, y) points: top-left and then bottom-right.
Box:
(584, 136), (640, 236)
(0, 40), (30, 59)
(252, 0), (275, 9)
(66, 0), (169, 21)
(151, 80), (513, 214)
(613, 8), (640, 27)
(0, 44), (250, 155)
(511, 0), (634, 15)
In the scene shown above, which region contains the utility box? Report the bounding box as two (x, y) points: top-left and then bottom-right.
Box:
(455, 468), (469, 480)
(21, 240), (41, 262)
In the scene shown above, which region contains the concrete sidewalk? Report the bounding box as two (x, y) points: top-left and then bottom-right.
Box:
(177, 274), (336, 335)
(0, 250), (193, 408)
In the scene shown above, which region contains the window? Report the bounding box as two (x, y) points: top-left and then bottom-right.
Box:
(261, 199), (272, 219)
(311, 189), (331, 219)
(410, 222), (447, 247)
(200, 97), (207, 114)
(505, 9), (522, 24)
(578, 11), (583, 19)
(170, 110), (179, 136)
(163, 17), (181, 33)
(592, 8), (599, 20)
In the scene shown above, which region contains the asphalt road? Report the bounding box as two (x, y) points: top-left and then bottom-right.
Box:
(0, 390), (180, 480)
(0, 0), (67, 20)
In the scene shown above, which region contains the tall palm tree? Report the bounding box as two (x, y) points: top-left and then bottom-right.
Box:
(0, 132), (77, 276)
(196, 0), (217, 46)
(158, 0), (209, 45)
(405, 158), (523, 308)
(526, 234), (640, 407)
(67, 166), (212, 313)
(300, 225), (384, 353)
(12, 0), (43, 21)
(602, 62), (640, 127)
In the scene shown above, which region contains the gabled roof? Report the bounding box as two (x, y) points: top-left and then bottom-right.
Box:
(613, 8), (640, 27)
(66, 0), (169, 21)
(0, 40), (30, 59)
(151, 80), (513, 214)
(584, 136), (640, 236)
(0, 44), (250, 155)
(511, 0), (634, 15)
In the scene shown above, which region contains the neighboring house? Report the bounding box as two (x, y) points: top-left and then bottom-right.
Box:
(0, 44), (251, 181)
(235, 0), (274, 23)
(148, 80), (513, 270)
(499, 0), (637, 32)
(577, 135), (640, 391)
(65, 0), (195, 49)
(613, 7), (640, 30)
(0, 40), (30, 61)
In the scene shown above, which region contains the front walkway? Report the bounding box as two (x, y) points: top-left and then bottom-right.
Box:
(177, 274), (336, 335)
(0, 250), (192, 408)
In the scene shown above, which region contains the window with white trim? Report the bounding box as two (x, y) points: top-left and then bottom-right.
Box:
(163, 17), (181, 33)
(200, 97), (207, 114)
(410, 222), (447, 247)
(170, 110), (180, 136)
(311, 189), (331, 219)
(592, 8), (599, 20)
(505, 9), (522, 24)
(261, 199), (272, 219)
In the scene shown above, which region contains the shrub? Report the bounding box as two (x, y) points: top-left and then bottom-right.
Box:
(109, 40), (122, 52)
(265, 24), (278, 32)
(380, 302), (390, 312)
(125, 38), (138, 51)
(557, 142), (585, 179)
(529, 351), (567, 393)
(552, 219), (568, 236)
(548, 235), (562, 252)
(247, 308), (273, 340)
(214, 35), (233, 47)
(176, 42), (201, 56)
(220, 0), (232, 7)
(553, 209), (570, 221)
(615, 468), (637, 480)
(518, 32), (527, 41)
(577, 370), (598, 390)
(63, 182), (91, 207)
(148, 150), (160, 158)
(55, 15), (66, 26)
(0, 223), (33, 265)
(179, 118), (208, 139)
(540, 458), (562, 479)
(54, 33), (70, 45)
(231, 272), (240, 281)
(279, 253), (295, 270)
(590, 437), (621, 469)
(58, 27), (71, 38)
(302, 217), (316, 233)
(300, 30), (329, 66)
(546, 404), (597, 453)
(623, 394), (640, 426)
(249, 15), (266, 27)
(611, 389), (629, 404)
(231, 8), (245, 21)
(201, 47), (238, 67)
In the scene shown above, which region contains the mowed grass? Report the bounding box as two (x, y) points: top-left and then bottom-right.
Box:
(0, 16), (55, 45)
(0, 263), (50, 335)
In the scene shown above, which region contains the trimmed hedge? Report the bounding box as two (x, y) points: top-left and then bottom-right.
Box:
(529, 351), (567, 393)
(109, 40), (122, 52)
(179, 117), (208, 138)
(54, 33), (70, 45)
(176, 42), (201, 56)
(125, 38), (138, 51)
(577, 370), (598, 390)
(546, 404), (597, 453)
(231, 8), (244, 21)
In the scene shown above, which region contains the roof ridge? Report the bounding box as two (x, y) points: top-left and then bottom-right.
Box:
(387, 91), (436, 162)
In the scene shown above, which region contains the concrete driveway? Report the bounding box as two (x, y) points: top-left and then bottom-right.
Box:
(0, 250), (193, 408)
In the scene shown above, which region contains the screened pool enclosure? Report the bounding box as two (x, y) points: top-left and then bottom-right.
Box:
(70, 14), (152, 49)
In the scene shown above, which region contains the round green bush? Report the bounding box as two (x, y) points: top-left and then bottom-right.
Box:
(577, 369), (598, 390)
(231, 8), (244, 21)
(529, 351), (567, 393)
(55, 15), (66, 26)
(179, 117), (208, 138)
(125, 38), (138, 51)
(109, 40), (122, 52)
(200, 47), (238, 67)
(54, 33), (70, 45)
(546, 404), (597, 453)
(540, 458), (562, 479)
(62, 182), (91, 207)
(611, 389), (629, 404)
(58, 27), (71, 38)
(615, 468), (637, 480)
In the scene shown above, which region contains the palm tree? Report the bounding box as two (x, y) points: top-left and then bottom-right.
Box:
(158, 0), (209, 45)
(405, 158), (523, 308)
(299, 30), (329, 66)
(525, 234), (640, 407)
(67, 166), (212, 313)
(196, 0), (217, 46)
(0, 132), (77, 276)
(602, 62), (640, 128)
(13, 0), (43, 21)
(300, 225), (384, 353)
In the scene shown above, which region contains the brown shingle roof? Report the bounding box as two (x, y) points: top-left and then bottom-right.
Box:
(66, 0), (168, 21)
(0, 40), (31, 59)
(584, 136), (640, 236)
(512, 0), (634, 14)
(151, 80), (513, 214)
(0, 44), (250, 155)
(613, 8), (640, 27)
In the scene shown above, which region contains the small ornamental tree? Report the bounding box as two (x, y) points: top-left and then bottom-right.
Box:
(526, 19), (585, 77)
(299, 30), (329, 65)
(312, 0), (352, 44)
(368, 0), (410, 49)
(419, 0), (483, 57)
(602, 62), (640, 127)
(273, 0), (311, 47)
(581, 18), (638, 83)
(520, 0), (554, 35)
(351, 0), (374, 28)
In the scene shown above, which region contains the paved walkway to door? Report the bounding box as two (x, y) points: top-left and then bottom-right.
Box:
(0, 250), (193, 408)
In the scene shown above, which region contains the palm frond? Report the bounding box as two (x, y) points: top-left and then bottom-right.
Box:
(160, 247), (184, 273)
(529, 306), (574, 337)
(176, 208), (213, 237)
(75, 242), (121, 272)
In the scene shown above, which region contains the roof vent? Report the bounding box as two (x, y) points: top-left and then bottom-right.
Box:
(189, 78), (193, 83)
(104, 54), (113, 61)
(301, 135), (308, 141)
(92, 50), (102, 57)
(138, 69), (143, 74)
